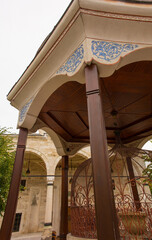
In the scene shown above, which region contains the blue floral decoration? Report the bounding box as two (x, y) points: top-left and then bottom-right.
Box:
(19, 98), (33, 123)
(91, 41), (138, 62)
(57, 45), (84, 74)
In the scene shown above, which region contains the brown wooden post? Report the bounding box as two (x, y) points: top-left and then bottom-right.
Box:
(126, 157), (141, 211)
(60, 155), (69, 240)
(0, 128), (28, 240)
(85, 64), (120, 240)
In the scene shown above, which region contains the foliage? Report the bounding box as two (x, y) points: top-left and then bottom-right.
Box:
(142, 153), (152, 193)
(0, 127), (15, 216)
(142, 154), (152, 179)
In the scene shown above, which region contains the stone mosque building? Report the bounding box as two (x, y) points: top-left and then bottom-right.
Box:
(0, 130), (150, 240)
(0, 131), (91, 239)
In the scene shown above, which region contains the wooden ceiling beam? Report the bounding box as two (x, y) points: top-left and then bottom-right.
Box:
(39, 112), (90, 143)
(75, 112), (89, 129)
(120, 114), (152, 131)
(39, 112), (72, 141)
(122, 127), (152, 143)
(106, 127), (119, 131)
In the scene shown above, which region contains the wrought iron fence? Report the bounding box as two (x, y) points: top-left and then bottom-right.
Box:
(71, 159), (152, 239)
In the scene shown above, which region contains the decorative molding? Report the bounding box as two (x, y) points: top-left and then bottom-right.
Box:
(91, 40), (138, 62)
(56, 44), (84, 74)
(19, 98), (33, 123)
(81, 9), (152, 23)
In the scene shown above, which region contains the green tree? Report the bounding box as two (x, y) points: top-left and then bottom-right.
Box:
(0, 127), (15, 216)
(143, 154), (152, 179)
(142, 151), (152, 194)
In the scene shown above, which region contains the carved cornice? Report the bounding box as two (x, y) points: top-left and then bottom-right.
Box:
(80, 9), (152, 23)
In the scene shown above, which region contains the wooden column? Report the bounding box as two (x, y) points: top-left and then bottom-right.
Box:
(0, 128), (28, 240)
(85, 64), (120, 240)
(126, 157), (141, 211)
(60, 155), (69, 240)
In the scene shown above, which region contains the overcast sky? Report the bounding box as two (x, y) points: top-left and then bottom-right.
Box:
(0, 0), (71, 133)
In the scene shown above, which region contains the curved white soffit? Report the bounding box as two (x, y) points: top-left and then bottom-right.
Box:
(17, 40), (152, 130)
(40, 127), (66, 156)
(40, 127), (88, 156)
(17, 66), (85, 129)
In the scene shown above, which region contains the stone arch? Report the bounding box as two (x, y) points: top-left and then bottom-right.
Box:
(109, 147), (144, 178)
(53, 156), (62, 171)
(53, 150), (90, 171)
(137, 135), (152, 149)
(25, 147), (48, 174)
(16, 149), (48, 234)
(77, 146), (91, 159)
(132, 160), (143, 176)
(52, 152), (90, 235)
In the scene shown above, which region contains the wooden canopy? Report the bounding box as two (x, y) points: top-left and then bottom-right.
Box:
(2, 1), (152, 240)
(39, 60), (152, 144)
(6, 0), (152, 154)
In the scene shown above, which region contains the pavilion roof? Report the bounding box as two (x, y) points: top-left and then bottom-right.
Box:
(7, 0), (152, 105)
(6, 0), (152, 154)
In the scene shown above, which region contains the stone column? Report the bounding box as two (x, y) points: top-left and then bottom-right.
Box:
(42, 176), (54, 240)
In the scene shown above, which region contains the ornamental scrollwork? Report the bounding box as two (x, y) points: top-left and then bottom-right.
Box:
(56, 44), (84, 74)
(71, 158), (152, 239)
(91, 40), (138, 62)
(19, 98), (33, 123)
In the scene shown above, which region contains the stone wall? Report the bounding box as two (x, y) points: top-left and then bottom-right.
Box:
(0, 131), (91, 238)
(0, 130), (147, 238)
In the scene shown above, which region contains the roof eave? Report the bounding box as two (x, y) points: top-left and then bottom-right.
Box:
(7, 0), (79, 102)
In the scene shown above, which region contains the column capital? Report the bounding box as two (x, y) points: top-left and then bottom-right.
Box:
(46, 176), (54, 185)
